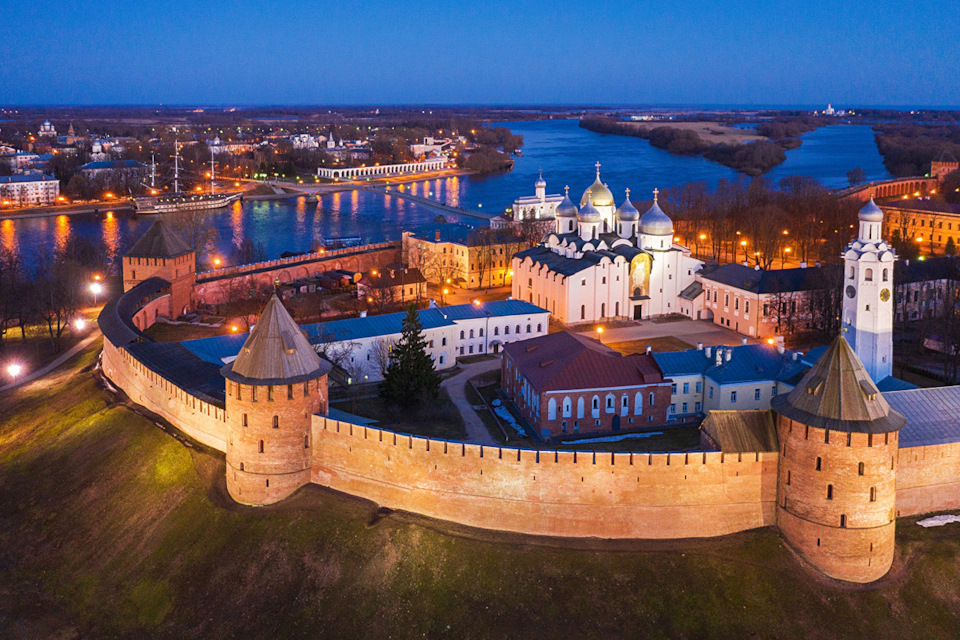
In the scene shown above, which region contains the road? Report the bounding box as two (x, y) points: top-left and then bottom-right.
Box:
(441, 359), (501, 445)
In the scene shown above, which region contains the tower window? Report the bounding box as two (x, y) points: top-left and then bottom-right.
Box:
(288, 384), (294, 400)
(816, 457), (821, 471)
(840, 514), (847, 528)
(305, 435), (310, 449)
(258, 440), (264, 453)
(267, 386), (274, 401)
(272, 416), (279, 429)
(870, 487), (877, 502)
(827, 485), (833, 500)
(242, 413), (248, 428)
(858, 462), (864, 476)
(865, 268), (873, 282)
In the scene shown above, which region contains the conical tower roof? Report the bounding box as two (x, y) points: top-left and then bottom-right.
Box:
(771, 335), (905, 433)
(222, 295), (331, 385)
(126, 220), (193, 259)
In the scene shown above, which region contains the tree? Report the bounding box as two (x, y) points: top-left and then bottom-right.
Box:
(847, 167), (867, 187)
(947, 237), (957, 257)
(943, 169), (960, 204)
(378, 304), (441, 407)
(169, 208), (219, 258)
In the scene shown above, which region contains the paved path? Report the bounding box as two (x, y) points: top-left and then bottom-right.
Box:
(0, 330), (102, 394)
(441, 359), (501, 445)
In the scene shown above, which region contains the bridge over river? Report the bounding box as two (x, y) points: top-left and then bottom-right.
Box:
(363, 185), (497, 222)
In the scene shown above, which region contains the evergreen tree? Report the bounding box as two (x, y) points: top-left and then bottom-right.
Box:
(378, 305), (441, 406)
(947, 237), (957, 257)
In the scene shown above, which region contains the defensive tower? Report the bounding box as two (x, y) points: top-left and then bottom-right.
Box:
(222, 295), (331, 505)
(771, 336), (906, 583)
(122, 220), (196, 316)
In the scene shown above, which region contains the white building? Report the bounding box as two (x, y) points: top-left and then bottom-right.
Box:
(512, 171), (564, 221)
(0, 173), (60, 206)
(512, 165), (702, 325)
(842, 199), (895, 382)
(409, 136), (451, 157)
(38, 120), (57, 137)
(290, 133), (322, 150)
(180, 299), (549, 386)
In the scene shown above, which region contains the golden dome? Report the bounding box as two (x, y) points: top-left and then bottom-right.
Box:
(580, 162), (614, 207)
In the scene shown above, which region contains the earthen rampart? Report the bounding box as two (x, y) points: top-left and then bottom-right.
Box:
(311, 417), (779, 539)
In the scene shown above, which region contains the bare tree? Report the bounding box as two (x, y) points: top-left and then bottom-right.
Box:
(752, 204), (788, 269)
(169, 208), (219, 259)
(371, 337), (395, 378)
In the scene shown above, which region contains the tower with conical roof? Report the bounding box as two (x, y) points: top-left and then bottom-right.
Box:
(842, 198), (895, 383)
(222, 295), (332, 505)
(771, 335), (905, 582)
(122, 220), (197, 316)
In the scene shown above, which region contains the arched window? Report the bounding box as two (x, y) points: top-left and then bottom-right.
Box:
(442, 337), (447, 346)
(505, 326), (510, 335)
(469, 329), (474, 338)
(600, 303), (605, 318)
(591, 395), (600, 418)
(460, 330), (464, 339)
(865, 268), (873, 282)
(537, 323), (542, 332)
(548, 398), (557, 420)
(562, 397), (572, 418)
(648, 392), (654, 407)
(439, 353), (445, 365)
(849, 266), (855, 279)
(605, 394), (615, 412)
(479, 328), (484, 337)
(634, 392), (643, 415)
(516, 325), (521, 334)
(494, 327), (499, 336)
(576, 397), (585, 419)
(621, 394), (629, 415)
(882, 268), (888, 282)
(526, 324), (531, 333)
(258, 440), (264, 453)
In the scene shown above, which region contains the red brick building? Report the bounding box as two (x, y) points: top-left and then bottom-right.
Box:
(501, 331), (671, 438)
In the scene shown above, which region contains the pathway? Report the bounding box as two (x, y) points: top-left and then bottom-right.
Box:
(0, 330), (102, 394)
(363, 185), (496, 221)
(441, 358), (501, 445)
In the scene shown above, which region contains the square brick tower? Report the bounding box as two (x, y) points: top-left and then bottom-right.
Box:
(121, 220), (196, 317)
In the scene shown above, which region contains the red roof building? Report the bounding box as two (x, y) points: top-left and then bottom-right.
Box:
(501, 331), (672, 438)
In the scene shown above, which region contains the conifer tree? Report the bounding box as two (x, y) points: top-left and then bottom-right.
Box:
(379, 305), (441, 406)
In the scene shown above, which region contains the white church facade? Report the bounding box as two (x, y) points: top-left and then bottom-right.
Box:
(511, 164), (702, 325)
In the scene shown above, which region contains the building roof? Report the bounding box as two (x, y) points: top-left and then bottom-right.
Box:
(701, 263), (839, 295)
(125, 221), (193, 260)
(359, 267), (426, 289)
(771, 336), (907, 434)
(679, 281), (703, 301)
(503, 331), (665, 394)
(884, 385), (960, 446)
(79, 159), (144, 170)
(222, 295), (331, 385)
(515, 245), (618, 278)
(0, 173), (56, 184)
(126, 341), (226, 406)
(701, 410), (779, 453)
(653, 343), (808, 386)
(408, 222), (519, 246)
(881, 200), (960, 216)
(897, 256), (960, 284)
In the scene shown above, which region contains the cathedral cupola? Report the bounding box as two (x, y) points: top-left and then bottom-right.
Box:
(535, 170), (546, 200)
(857, 198), (884, 243)
(616, 188), (639, 238)
(555, 185), (578, 234)
(638, 188), (674, 250)
(578, 197), (602, 241)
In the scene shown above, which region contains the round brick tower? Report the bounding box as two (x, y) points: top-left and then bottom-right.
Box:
(771, 336), (905, 583)
(222, 295), (331, 506)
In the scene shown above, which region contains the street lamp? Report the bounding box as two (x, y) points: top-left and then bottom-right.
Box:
(6, 363), (23, 379)
(89, 282), (103, 305)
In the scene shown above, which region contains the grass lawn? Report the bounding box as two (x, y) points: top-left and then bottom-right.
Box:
(2, 343), (960, 638)
(329, 390), (467, 441)
(607, 336), (693, 355)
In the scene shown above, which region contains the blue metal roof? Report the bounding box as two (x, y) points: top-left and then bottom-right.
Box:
(0, 173), (56, 183)
(886, 385), (960, 447)
(181, 333), (249, 365)
(436, 299), (547, 321)
(653, 344), (810, 385)
(79, 160), (144, 170)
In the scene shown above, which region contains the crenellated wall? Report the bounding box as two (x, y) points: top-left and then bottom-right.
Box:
(311, 417), (779, 540)
(896, 442), (960, 517)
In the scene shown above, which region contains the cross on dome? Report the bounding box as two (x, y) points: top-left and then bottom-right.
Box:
(595, 161), (601, 177)
(625, 187), (630, 198)
(564, 185), (569, 196)
(652, 188), (659, 203)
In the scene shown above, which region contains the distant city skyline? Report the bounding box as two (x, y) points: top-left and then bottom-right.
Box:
(2, 0), (958, 106)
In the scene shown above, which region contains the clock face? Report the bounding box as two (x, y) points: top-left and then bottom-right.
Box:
(880, 288), (891, 302)
(846, 285), (857, 299)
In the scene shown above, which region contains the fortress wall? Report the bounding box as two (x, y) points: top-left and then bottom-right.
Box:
(193, 244), (401, 305)
(311, 417), (778, 539)
(895, 442), (960, 517)
(101, 338), (228, 453)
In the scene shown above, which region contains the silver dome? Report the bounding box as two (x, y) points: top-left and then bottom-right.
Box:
(578, 198), (602, 223)
(616, 190), (640, 221)
(556, 192), (578, 218)
(858, 198), (884, 223)
(639, 200), (673, 236)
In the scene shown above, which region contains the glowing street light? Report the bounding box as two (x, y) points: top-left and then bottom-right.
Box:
(89, 281), (103, 304)
(6, 363), (23, 379)
(73, 318), (87, 331)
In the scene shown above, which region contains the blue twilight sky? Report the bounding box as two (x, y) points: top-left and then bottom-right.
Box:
(1, 0), (957, 107)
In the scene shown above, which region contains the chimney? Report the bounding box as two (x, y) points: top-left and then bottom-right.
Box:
(715, 350), (723, 366)
(696, 342), (703, 350)
(754, 264), (761, 271)
(645, 346), (652, 355)
(800, 261), (807, 269)
(741, 337), (748, 346)
(725, 349), (732, 362)
(435, 230), (441, 242)
(705, 346), (712, 358)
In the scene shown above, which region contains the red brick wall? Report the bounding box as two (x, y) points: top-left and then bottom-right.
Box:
(895, 442), (960, 517)
(312, 418), (779, 539)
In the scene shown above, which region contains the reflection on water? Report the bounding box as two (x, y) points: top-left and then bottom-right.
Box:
(4, 120), (890, 271)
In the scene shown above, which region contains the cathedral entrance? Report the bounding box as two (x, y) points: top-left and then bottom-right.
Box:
(634, 305), (642, 320)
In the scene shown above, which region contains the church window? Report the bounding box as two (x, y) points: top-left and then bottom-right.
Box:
(516, 325), (521, 333)
(505, 326), (510, 334)
(882, 268), (888, 282)
(577, 397), (585, 419)
(460, 330), (464, 339)
(563, 397), (572, 418)
(442, 337), (447, 345)
(537, 323), (542, 332)
(634, 393), (643, 415)
(592, 396), (600, 418)
(469, 329), (474, 338)
(621, 394), (629, 413)
(849, 266), (854, 280)
(548, 398), (557, 420)
(605, 395), (615, 412)
(865, 268), (873, 282)
(272, 416), (279, 429)
(479, 328), (484, 337)
(730, 391), (737, 403)
(648, 392), (655, 407)
(600, 304), (605, 318)
(493, 327), (498, 336)
(469, 345), (474, 354)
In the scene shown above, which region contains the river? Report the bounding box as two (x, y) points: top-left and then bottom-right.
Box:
(2, 120), (890, 270)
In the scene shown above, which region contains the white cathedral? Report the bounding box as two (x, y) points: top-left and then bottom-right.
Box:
(512, 163), (703, 324)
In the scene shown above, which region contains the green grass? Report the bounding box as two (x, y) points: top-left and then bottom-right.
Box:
(2, 344), (960, 638)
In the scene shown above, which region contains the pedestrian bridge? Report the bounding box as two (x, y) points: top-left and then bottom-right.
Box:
(364, 185), (496, 222)
(836, 176), (940, 202)
(317, 158), (449, 180)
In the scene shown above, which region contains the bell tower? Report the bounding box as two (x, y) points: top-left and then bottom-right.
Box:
(841, 199), (895, 383)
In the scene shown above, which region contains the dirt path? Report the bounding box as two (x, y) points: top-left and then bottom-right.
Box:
(0, 330), (102, 394)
